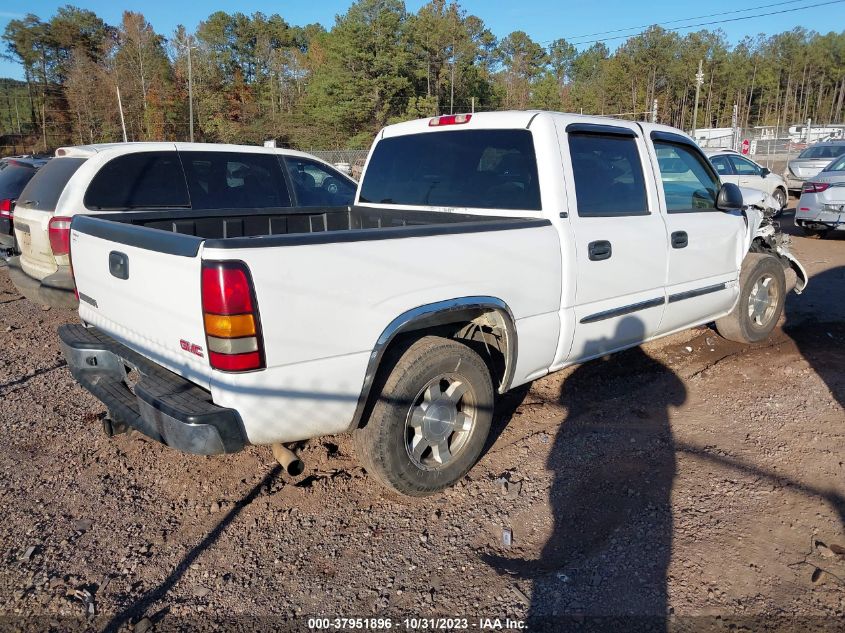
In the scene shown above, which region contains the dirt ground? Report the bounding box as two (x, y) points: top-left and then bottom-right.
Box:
(0, 208), (843, 632)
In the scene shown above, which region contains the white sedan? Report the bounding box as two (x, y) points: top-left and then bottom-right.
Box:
(706, 149), (788, 216)
(794, 153), (845, 238)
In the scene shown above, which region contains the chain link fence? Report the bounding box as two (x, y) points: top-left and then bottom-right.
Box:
(694, 123), (845, 174)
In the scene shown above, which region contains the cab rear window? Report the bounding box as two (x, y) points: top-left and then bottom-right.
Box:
(16, 158), (86, 211)
(359, 129), (541, 210)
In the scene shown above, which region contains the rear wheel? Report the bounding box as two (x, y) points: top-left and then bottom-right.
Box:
(801, 226), (829, 239)
(354, 336), (493, 496)
(716, 254), (785, 344)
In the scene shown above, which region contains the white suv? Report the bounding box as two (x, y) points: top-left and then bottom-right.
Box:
(706, 149), (788, 215)
(8, 143), (356, 308)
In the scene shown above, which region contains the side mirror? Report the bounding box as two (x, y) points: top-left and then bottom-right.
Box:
(716, 182), (745, 211)
(760, 167), (771, 178)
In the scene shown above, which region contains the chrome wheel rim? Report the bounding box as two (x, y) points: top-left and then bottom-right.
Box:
(405, 373), (476, 470)
(747, 274), (779, 327)
(774, 190), (786, 208)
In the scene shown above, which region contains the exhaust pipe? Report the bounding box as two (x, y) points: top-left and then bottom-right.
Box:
(271, 443), (304, 476)
(102, 416), (129, 437)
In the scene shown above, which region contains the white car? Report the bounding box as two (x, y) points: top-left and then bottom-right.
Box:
(8, 143), (357, 308)
(705, 149), (788, 214)
(794, 152), (845, 237)
(58, 112), (806, 496)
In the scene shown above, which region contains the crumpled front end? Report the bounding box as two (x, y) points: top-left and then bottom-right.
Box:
(742, 192), (808, 295)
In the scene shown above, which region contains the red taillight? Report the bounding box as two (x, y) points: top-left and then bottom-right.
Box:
(48, 216), (72, 256)
(429, 113), (472, 127)
(201, 261), (264, 372)
(202, 265), (255, 314)
(802, 182), (830, 194)
(208, 351), (262, 372)
(0, 198), (12, 219)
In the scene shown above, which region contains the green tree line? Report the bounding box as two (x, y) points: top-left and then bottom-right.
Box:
(2, 0), (844, 151)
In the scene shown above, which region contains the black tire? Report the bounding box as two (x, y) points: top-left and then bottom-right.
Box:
(354, 335), (494, 496)
(715, 253), (786, 344)
(801, 226), (829, 239)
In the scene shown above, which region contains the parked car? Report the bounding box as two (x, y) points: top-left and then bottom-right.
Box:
(783, 140), (845, 192)
(794, 152), (845, 238)
(7, 143), (357, 308)
(705, 149), (788, 215)
(0, 156), (50, 256)
(58, 112), (806, 496)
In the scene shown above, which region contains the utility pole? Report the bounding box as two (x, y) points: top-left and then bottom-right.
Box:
(692, 59), (704, 139)
(450, 37), (455, 115)
(731, 103), (739, 150)
(116, 85), (128, 143)
(187, 36), (194, 143)
(41, 102), (47, 151)
(471, 97), (475, 114)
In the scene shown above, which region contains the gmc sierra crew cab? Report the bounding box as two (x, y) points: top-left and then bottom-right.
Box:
(58, 112), (807, 496)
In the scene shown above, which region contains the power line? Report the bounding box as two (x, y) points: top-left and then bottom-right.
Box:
(549, 0), (845, 47)
(556, 0), (810, 43)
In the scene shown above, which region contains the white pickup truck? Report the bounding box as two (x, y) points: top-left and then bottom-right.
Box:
(59, 112), (807, 496)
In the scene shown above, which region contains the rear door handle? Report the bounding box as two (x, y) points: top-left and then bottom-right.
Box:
(671, 231), (688, 249)
(588, 240), (612, 261)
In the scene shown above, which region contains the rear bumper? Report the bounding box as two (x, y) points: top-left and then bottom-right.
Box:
(784, 175), (804, 191)
(59, 324), (247, 455)
(796, 218), (845, 231)
(6, 256), (78, 309)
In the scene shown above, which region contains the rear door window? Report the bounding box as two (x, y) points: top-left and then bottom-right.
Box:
(18, 157), (86, 211)
(568, 133), (648, 216)
(284, 157), (356, 206)
(709, 155), (734, 177)
(359, 129), (541, 210)
(728, 156), (761, 176)
(180, 151), (290, 210)
(85, 152), (189, 209)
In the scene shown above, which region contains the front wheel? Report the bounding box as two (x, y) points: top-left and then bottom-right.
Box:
(771, 188), (786, 217)
(716, 254), (786, 344)
(354, 336), (494, 496)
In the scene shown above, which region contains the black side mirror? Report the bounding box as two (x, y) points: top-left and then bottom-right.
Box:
(716, 182), (744, 211)
(760, 167), (771, 177)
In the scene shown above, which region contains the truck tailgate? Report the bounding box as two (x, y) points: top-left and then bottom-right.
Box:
(70, 218), (211, 389)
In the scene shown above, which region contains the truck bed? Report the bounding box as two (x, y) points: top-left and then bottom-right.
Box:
(71, 205), (548, 255)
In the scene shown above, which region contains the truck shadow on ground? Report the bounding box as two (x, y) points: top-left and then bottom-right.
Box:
(483, 317), (683, 631)
(482, 304), (844, 630)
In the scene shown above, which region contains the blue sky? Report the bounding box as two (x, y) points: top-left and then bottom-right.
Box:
(2, 0), (843, 78)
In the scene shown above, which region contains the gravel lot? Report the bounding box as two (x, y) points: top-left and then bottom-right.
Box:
(0, 210), (843, 632)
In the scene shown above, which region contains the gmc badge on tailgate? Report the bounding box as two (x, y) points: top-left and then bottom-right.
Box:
(180, 340), (204, 358)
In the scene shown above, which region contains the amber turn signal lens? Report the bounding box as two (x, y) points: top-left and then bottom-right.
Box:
(204, 313), (256, 338)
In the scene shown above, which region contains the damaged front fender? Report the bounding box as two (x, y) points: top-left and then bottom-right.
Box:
(741, 187), (808, 294)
